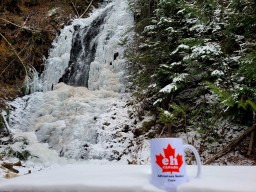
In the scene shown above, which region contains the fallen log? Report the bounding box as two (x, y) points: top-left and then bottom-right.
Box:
(1, 162), (19, 174)
(204, 124), (256, 165)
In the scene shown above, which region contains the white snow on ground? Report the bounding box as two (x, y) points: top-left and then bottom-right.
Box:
(1, 165), (256, 192)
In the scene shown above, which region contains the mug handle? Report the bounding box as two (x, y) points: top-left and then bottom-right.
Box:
(183, 144), (202, 178)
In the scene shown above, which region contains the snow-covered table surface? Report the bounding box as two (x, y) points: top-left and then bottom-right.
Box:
(0, 164), (255, 192)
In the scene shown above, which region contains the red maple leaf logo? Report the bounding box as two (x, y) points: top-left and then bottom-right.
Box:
(155, 144), (183, 173)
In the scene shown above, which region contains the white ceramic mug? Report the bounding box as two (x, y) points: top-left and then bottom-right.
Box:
(150, 138), (201, 191)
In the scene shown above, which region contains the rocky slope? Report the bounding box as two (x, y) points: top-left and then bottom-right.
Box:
(0, 0), (99, 109)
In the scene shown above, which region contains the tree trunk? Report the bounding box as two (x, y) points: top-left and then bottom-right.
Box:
(247, 130), (255, 156)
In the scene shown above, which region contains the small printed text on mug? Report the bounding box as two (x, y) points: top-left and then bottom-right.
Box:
(157, 174), (184, 182)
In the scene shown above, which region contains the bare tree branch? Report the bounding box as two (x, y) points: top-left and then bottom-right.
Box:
(0, 18), (54, 33)
(0, 18), (40, 32)
(0, 32), (28, 77)
(71, 1), (79, 16)
(0, 40), (31, 77)
(15, 15), (30, 38)
(79, 0), (93, 18)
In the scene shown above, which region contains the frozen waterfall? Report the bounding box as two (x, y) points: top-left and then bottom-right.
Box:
(32, 0), (133, 92)
(6, 0), (142, 165)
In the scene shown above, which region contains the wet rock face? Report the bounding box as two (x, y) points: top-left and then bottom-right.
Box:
(59, 25), (83, 84)
(60, 9), (110, 87)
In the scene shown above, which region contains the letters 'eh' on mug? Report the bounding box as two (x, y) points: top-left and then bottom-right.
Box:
(150, 138), (202, 190)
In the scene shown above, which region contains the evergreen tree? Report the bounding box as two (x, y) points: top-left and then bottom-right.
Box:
(128, 0), (256, 136)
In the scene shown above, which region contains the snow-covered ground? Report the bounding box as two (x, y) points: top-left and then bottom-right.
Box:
(1, 164), (256, 192)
